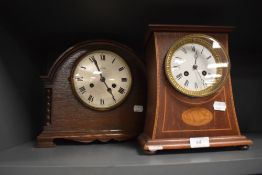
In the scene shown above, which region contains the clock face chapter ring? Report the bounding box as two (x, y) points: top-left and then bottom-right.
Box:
(165, 34), (230, 97)
(71, 50), (133, 111)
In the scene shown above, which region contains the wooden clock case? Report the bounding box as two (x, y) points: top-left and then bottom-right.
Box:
(37, 40), (146, 147)
(139, 25), (252, 153)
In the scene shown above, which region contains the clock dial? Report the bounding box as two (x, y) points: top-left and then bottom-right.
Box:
(171, 43), (217, 91)
(72, 50), (132, 110)
(165, 34), (230, 97)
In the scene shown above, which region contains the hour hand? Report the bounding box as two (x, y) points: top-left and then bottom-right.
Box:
(196, 70), (206, 87)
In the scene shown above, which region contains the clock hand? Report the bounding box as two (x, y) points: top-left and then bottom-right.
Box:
(99, 75), (116, 102)
(92, 57), (116, 102)
(192, 53), (206, 87)
(107, 88), (116, 102)
(194, 50), (198, 65)
(193, 69), (202, 86)
(195, 69), (206, 87)
(92, 57), (101, 71)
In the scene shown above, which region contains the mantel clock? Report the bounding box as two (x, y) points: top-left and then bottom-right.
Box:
(37, 40), (146, 147)
(139, 25), (252, 153)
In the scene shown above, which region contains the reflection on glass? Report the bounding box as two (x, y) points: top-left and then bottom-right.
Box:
(205, 73), (222, 79)
(172, 67), (180, 71)
(174, 59), (185, 64)
(207, 63), (228, 69)
(209, 38), (221, 49)
(205, 79), (216, 84)
(93, 70), (102, 75)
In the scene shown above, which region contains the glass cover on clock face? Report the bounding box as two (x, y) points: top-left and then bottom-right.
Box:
(165, 34), (230, 97)
(72, 50), (132, 110)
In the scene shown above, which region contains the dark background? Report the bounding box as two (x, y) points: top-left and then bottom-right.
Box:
(0, 0), (261, 150)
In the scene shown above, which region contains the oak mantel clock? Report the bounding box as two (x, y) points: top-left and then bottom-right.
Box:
(139, 25), (252, 153)
(37, 40), (146, 147)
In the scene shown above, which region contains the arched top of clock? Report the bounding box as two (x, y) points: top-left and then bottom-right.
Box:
(41, 40), (144, 84)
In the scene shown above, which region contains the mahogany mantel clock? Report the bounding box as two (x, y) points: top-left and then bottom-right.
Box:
(37, 40), (146, 147)
(139, 25), (252, 153)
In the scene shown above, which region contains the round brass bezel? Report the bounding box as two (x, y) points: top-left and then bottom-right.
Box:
(165, 34), (230, 97)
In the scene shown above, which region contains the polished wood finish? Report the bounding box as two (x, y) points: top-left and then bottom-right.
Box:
(139, 25), (252, 153)
(37, 40), (146, 147)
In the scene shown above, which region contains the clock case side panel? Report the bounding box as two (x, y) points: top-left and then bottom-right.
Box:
(140, 25), (252, 152)
(139, 34), (159, 147)
(37, 40), (146, 147)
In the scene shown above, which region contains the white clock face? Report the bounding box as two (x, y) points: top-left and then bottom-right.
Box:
(170, 43), (218, 92)
(72, 50), (132, 110)
(165, 35), (230, 97)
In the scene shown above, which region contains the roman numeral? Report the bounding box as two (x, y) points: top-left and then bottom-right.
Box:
(184, 80), (189, 87)
(173, 65), (180, 68)
(100, 54), (105, 61)
(192, 45), (196, 52)
(176, 73), (183, 80)
(201, 47), (204, 54)
(206, 56), (211, 60)
(81, 66), (86, 69)
(112, 58), (115, 64)
(79, 86), (86, 94)
(195, 82), (198, 89)
(100, 99), (104, 105)
(88, 95), (94, 102)
(201, 79), (207, 88)
(181, 47), (187, 54)
(89, 56), (95, 62)
(119, 67), (125, 71)
(118, 87), (125, 94)
(76, 77), (83, 81)
(121, 78), (127, 82)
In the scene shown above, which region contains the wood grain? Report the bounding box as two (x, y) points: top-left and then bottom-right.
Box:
(37, 40), (146, 147)
(139, 25), (252, 153)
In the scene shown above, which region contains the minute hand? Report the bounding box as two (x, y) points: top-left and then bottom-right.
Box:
(194, 51), (198, 65)
(92, 57), (101, 71)
(195, 70), (206, 87)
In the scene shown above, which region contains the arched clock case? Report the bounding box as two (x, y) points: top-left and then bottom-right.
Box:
(37, 40), (146, 147)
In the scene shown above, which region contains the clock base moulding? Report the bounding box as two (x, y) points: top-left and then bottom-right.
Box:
(139, 24), (252, 153)
(139, 134), (251, 154)
(36, 40), (146, 147)
(37, 130), (136, 148)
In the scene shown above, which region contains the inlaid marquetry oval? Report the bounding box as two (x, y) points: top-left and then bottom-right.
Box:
(182, 107), (213, 126)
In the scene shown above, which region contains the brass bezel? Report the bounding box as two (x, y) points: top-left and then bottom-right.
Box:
(71, 50), (133, 111)
(165, 34), (230, 97)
